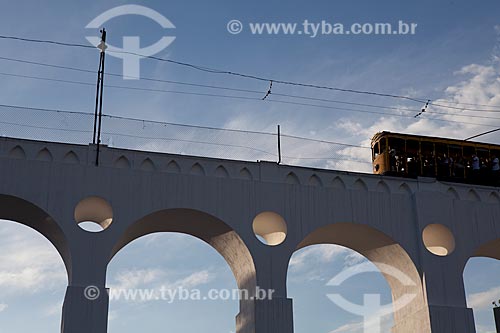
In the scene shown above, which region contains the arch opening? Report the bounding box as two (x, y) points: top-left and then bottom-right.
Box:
(0, 194), (71, 278)
(287, 223), (430, 333)
(0, 219), (68, 332)
(464, 256), (500, 333)
(288, 244), (395, 332)
(461, 235), (500, 332)
(109, 208), (257, 333)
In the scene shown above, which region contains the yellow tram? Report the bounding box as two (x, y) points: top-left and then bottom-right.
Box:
(371, 131), (500, 185)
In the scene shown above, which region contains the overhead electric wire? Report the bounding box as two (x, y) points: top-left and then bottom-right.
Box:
(1, 102), (497, 165)
(2, 70), (500, 129)
(0, 103), (372, 160)
(4, 34), (500, 113)
(465, 128), (500, 141)
(281, 133), (370, 149)
(6, 35), (500, 160)
(0, 103), (275, 136)
(0, 55), (263, 94)
(0, 118), (277, 156)
(265, 99), (500, 128)
(2, 53), (500, 116)
(429, 100), (500, 109)
(281, 155), (372, 164)
(428, 101), (500, 113)
(0, 34), (435, 104)
(0, 55), (428, 111)
(0, 35), (95, 49)
(99, 132), (278, 157)
(0, 116), (372, 163)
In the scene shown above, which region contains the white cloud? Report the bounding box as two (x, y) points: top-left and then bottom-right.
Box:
(0, 303), (7, 312)
(109, 268), (167, 291)
(108, 268), (214, 293)
(107, 268), (215, 305)
(334, 119), (364, 134)
(0, 267), (65, 292)
(169, 270), (213, 289)
(343, 252), (366, 268)
(289, 245), (351, 270)
(0, 222), (67, 295)
(468, 286), (500, 310)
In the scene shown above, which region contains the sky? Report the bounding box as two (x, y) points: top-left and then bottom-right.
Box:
(0, 0), (500, 332)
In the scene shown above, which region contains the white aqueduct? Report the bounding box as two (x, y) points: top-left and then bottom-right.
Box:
(1, 136), (499, 333)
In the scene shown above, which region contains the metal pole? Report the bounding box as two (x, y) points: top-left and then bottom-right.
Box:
(494, 306), (500, 332)
(92, 55), (102, 144)
(95, 29), (106, 166)
(277, 125), (281, 164)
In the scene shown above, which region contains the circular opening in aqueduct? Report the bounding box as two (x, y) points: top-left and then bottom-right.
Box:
(252, 211), (288, 246)
(74, 196), (113, 232)
(422, 224), (455, 256)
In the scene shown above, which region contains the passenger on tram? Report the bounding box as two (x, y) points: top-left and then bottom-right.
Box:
(492, 155), (499, 185)
(471, 154), (480, 181)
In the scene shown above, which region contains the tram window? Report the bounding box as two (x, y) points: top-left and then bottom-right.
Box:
(406, 140), (419, 177)
(435, 143), (448, 159)
(388, 138), (405, 173)
(449, 145), (464, 178)
(463, 146), (476, 179)
(373, 142), (380, 158)
(492, 150), (500, 174)
(388, 138), (405, 151)
(380, 139), (387, 154)
(491, 149), (500, 161)
(421, 142), (435, 177)
(421, 142), (434, 156)
(406, 140), (419, 155)
(435, 143), (450, 177)
(477, 148), (490, 169)
(463, 146), (475, 166)
(449, 145), (462, 161)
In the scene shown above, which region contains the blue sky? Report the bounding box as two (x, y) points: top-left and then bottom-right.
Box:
(1, 0), (500, 332)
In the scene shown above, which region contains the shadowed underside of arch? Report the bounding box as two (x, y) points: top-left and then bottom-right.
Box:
(472, 238), (500, 260)
(294, 222), (431, 333)
(110, 208), (257, 333)
(0, 194), (71, 280)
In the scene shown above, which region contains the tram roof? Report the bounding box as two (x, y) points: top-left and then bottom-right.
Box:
(371, 131), (500, 150)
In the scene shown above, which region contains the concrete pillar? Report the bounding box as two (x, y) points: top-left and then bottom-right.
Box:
(234, 271), (294, 333)
(423, 268), (475, 333)
(61, 285), (109, 333)
(60, 232), (111, 333)
(246, 241), (294, 333)
(427, 305), (475, 333)
(255, 298), (294, 333)
(414, 191), (476, 333)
